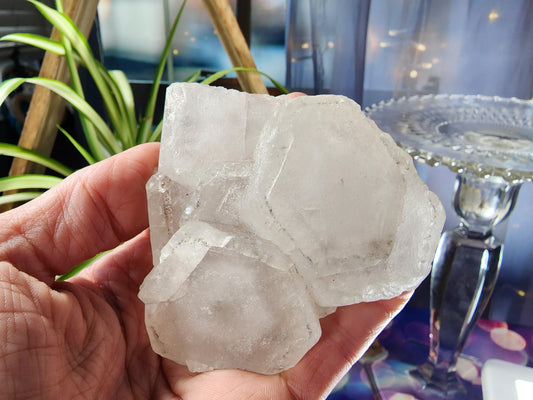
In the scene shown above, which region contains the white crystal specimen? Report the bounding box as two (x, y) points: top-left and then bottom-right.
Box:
(139, 83), (445, 375)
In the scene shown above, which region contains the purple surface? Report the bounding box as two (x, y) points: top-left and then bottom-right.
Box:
(328, 307), (533, 399)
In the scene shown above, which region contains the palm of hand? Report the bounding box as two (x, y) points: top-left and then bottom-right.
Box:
(0, 144), (409, 399)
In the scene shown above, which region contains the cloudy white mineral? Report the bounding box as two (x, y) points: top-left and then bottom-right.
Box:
(138, 83), (445, 375)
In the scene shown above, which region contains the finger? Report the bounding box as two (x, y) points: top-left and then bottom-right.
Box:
(0, 143), (160, 284)
(162, 360), (293, 400)
(69, 229), (156, 363)
(287, 92), (306, 98)
(72, 229), (154, 305)
(282, 292), (412, 399)
(161, 293), (412, 399)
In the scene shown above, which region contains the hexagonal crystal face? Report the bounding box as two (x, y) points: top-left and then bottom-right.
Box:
(139, 83), (445, 374)
(144, 243), (320, 374)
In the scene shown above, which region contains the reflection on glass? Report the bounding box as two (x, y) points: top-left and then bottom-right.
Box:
(367, 94), (533, 398)
(364, 0), (533, 106)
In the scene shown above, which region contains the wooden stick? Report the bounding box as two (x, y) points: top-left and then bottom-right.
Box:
(8, 0), (98, 178)
(1, 0), (98, 212)
(203, 0), (268, 94)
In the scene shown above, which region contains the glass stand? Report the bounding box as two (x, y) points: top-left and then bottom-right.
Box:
(411, 172), (521, 397)
(366, 94), (533, 399)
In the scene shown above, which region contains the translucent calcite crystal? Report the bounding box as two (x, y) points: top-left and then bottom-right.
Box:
(139, 83), (445, 374)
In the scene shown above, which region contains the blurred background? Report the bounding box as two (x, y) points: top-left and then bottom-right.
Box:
(97, 0), (286, 83)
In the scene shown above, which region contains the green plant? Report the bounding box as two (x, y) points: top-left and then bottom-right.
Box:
(0, 0), (287, 207)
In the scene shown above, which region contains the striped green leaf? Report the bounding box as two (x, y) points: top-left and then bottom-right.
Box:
(0, 191), (43, 206)
(138, 0), (187, 144)
(0, 143), (73, 176)
(0, 33), (65, 55)
(0, 174), (63, 192)
(200, 67), (289, 94)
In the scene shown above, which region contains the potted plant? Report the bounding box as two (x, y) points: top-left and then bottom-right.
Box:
(0, 0), (286, 207)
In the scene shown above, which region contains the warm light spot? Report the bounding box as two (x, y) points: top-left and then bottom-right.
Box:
(389, 393), (418, 400)
(97, 0), (111, 19)
(190, 37), (196, 42)
(184, 31), (189, 36)
(489, 10), (500, 21)
(387, 28), (409, 37)
(517, 289), (526, 297)
(409, 70), (418, 79)
(415, 43), (426, 51)
(478, 319), (508, 332)
(290, 57), (297, 63)
(421, 62), (433, 69)
(327, 41), (335, 49)
(301, 42), (310, 50)
(490, 327), (527, 351)
(457, 358), (481, 385)
(173, 49), (179, 56)
(379, 41), (392, 48)
(432, 57), (440, 64)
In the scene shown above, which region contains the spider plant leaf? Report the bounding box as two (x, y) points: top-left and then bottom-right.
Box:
(87, 61), (136, 148)
(184, 68), (202, 83)
(0, 78), (26, 105)
(148, 118), (164, 143)
(0, 191), (44, 206)
(87, 62), (135, 149)
(107, 69), (137, 145)
(0, 143), (73, 176)
(24, 77), (121, 158)
(53, 6), (113, 162)
(28, 0), (92, 62)
(0, 33), (65, 56)
(0, 76), (111, 160)
(138, 0), (187, 144)
(0, 174), (63, 192)
(56, 249), (111, 281)
(26, 77), (116, 157)
(28, 0), (126, 147)
(55, 0), (64, 13)
(55, 11), (102, 161)
(56, 125), (96, 165)
(200, 67), (289, 94)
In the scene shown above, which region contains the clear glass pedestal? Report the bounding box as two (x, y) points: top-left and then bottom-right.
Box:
(366, 95), (533, 398)
(412, 172), (521, 397)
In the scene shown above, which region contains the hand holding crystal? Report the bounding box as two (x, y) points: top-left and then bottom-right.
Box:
(0, 142), (414, 399)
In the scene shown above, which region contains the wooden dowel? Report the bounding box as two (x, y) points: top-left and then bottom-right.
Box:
(203, 0), (268, 94)
(1, 0), (98, 212)
(8, 0), (99, 178)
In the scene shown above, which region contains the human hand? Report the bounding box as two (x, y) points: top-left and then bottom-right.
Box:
(0, 143), (411, 399)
